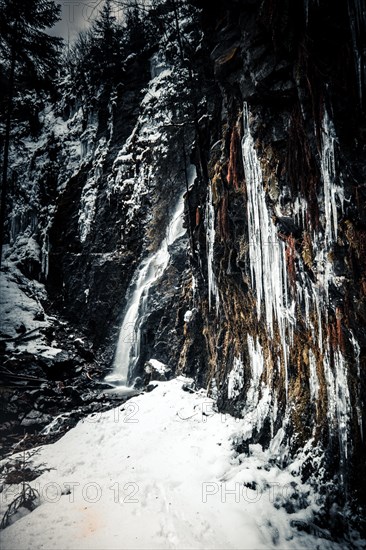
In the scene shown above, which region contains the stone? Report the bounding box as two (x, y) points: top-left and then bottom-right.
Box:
(144, 359), (171, 382)
(146, 383), (158, 393)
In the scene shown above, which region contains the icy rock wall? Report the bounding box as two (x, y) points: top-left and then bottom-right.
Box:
(3, 6), (197, 369)
(179, 0), (366, 524)
(46, 6), (200, 374)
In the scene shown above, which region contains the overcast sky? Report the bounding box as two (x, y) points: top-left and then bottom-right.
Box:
(50, 0), (144, 44)
(51, 0), (106, 43)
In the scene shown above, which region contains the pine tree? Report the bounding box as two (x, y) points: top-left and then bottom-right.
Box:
(0, 0), (62, 267)
(0, 0), (62, 88)
(94, 0), (116, 45)
(125, 2), (148, 51)
(91, 0), (122, 82)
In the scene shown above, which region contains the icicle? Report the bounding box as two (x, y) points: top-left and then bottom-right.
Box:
(304, 0), (309, 26)
(41, 233), (49, 279)
(227, 356), (244, 399)
(242, 104), (290, 336)
(308, 349), (319, 401)
(347, 0), (364, 105)
(242, 102), (291, 392)
(271, 396), (278, 438)
(350, 331), (363, 442)
(324, 340), (350, 468)
(78, 138), (107, 243)
(242, 104), (264, 323)
(191, 274), (198, 302)
(321, 111), (344, 246)
(314, 284), (323, 350)
(241, 335), (271, 437)
(334, 349), (350, 461)
(108, 89), (117, 142)
(324, 345), (336, 420)
(205, 184), (219, 313)
(245, 335), (265, 408)
(247, 335), (264, 381)
(293, 196), (308, 227)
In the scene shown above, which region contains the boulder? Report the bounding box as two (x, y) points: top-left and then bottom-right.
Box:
(144, 359), (171, 381)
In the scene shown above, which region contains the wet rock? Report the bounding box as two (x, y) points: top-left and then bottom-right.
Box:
(15, 324), (26, 335)
(146, 383), (158, 393)
(144, 359), (171, 382)
(182, 381), (195, 394)
(38, 350), (78, 380)
(133, 377), (143, 390)
(73, 338), (94, 361)
(213, 44), (241, 77)
(33, 311), (45, 322)
(20, 410), (52, 428)
(235, 440), (249, 455)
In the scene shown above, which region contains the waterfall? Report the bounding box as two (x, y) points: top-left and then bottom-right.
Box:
(106, 168), (195, 387)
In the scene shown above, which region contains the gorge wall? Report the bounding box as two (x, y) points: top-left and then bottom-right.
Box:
(184, 0), (366, 529)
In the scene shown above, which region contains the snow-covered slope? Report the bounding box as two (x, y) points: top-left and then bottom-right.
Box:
(0, 378), (353, 550)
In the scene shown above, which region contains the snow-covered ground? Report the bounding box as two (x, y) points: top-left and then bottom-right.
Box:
(0, 377), (349, 550)
(0, 258), (62, 358)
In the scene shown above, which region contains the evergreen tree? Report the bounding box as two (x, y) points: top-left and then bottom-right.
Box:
(0, 0), (62, 267)
(94, 0), (117, 47)
(0, 0), (62, 88)
(66, 0), (125, 92)
(91, 0), (120, 81)
(124, 2), (149, 51)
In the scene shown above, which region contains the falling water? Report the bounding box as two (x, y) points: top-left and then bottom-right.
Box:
(106, 168), (195, 388)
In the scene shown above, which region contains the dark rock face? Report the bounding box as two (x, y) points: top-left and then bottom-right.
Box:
(177, 0), (366, 534)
